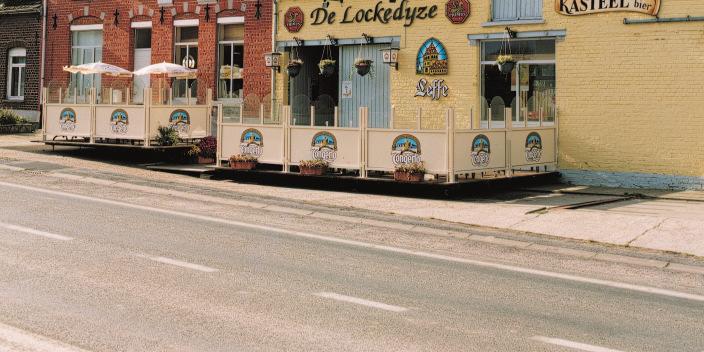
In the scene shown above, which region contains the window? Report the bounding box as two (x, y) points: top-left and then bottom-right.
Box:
(492, 0), (542, 21)
(7, 48), (26, 100)
(133, 28), (152, 104)
(218, 24), (244, 101)
(174, 26), (198, 100)
(480, 39), (555, 128)
(71, 30), (103, 97)
(134, 28), (152, 49)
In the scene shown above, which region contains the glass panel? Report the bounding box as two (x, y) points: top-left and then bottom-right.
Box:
(481, 64), (511, 128)
(481, 39), (555, 61)
(12, 56), (26, 64)
(135, 28), (151, 49)
(218, 43), (244, 99)
(18, 67), (25, 97)
(177, 26), (198, 42)
(517, 63), (556, 125)
(10, 67), (19, 97)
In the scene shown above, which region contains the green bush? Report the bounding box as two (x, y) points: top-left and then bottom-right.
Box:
(156, 126), (180, 146)
(0, 109), (27, 125)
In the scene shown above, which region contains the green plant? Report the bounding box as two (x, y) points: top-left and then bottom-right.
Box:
(288, 58), (303, 66)
(496, 55), (515, 64)
(186, 145), (201, 157)
(197, 136), (217, 158)
(0, 109), (27, 125)
(156, 126), (180, 146)
(394, 162), (426, 174)
(299, 159), (328, 168)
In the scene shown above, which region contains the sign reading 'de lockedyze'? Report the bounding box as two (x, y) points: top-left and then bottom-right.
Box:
(556, 0), (660, 16)
(311, 0), (438, 27)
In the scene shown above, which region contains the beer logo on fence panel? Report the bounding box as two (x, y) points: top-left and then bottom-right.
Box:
(471, 134), (490, 167)
(110, 109), (129, 134)
(445, 0), (470, 24)
(169, 109), (190, 133)
(525, 132), (543, 162)
(284, 7), (304, 32)
(311, 131), (338, 163)
(240, 128), (263, 157)
(391, 134), (422, 165)
(59, 108), (77, 132)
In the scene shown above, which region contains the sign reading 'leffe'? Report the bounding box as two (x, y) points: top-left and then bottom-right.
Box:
(556, 0), (660, 16)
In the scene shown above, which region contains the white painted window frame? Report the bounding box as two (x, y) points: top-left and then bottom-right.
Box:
(7, 48), (26, 101)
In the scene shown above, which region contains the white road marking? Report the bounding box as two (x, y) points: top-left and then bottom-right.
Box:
(531, 336), (624, 352)
(0, 222), (73, 241)
(314, 292), (408, 312)
(0, 321), (91, 352)
(2, 180), (704, 303)
(149, 256), (218, 273)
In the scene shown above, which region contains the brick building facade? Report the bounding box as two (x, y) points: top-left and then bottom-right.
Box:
(45, 0), (272, 103)
(0, 0), (42, 122)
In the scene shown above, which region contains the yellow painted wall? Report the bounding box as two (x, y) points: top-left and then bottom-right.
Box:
(274, 0), (704, 177)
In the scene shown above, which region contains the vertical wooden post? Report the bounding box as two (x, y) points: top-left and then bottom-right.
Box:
(389, 105), (395, 129)
(216, 102), (224, 167)
(310, 106), (315, 126)
(283, 105), (291, 172)
(446, 108), (456, 183)
(41, 87), (48, 142)
(334, 106), (339, 127)
(359, 106), (368, 178)
(487, 108), (491, 130)
(89, 88), (96, 143)
(206, 89), (213, 136)
(144, 88), (151, 147)
(260, 103), (265, 125)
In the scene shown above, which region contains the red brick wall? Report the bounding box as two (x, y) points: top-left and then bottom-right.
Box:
(45, 0), (272, 103)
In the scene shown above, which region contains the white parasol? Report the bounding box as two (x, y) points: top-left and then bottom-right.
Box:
(63, 62), (132, 77)
(132, 61), (197, 78)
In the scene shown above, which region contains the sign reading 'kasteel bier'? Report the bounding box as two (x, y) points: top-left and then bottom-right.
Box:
(556, 0), (660, 16)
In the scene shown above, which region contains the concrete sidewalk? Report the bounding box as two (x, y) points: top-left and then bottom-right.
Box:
(2, 132), (703, 258)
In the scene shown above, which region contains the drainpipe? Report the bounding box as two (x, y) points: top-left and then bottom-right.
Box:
(271, 0), (278, 120)
(39, 0), (48, 127)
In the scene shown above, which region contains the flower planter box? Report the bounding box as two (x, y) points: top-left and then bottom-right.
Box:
(394, 171), (424, 183)
(0, 124), (35, 134)
(300, 166), (327, 176)
(198, 156), (215, 164)
(230, 161), (257, 170)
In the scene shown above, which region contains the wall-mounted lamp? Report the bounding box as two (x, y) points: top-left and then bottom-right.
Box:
(380, 46), (399, 70)
(264, 52), (282, 72)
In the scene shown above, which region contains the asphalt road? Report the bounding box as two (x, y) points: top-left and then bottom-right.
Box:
(0, 177), (702, 351)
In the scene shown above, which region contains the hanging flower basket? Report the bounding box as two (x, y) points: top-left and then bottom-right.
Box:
(287, 59), (303, 78)
(496, 55), (516, 74)
(354, 59), (373, 77)
(229, 154), (258, 170)
(318, 59), (336, 77)
(299, 159), (328, 176)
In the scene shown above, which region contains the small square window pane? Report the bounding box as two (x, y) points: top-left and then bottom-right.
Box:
(177, 26), (198, 42)
(135, 29), (152, 49)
